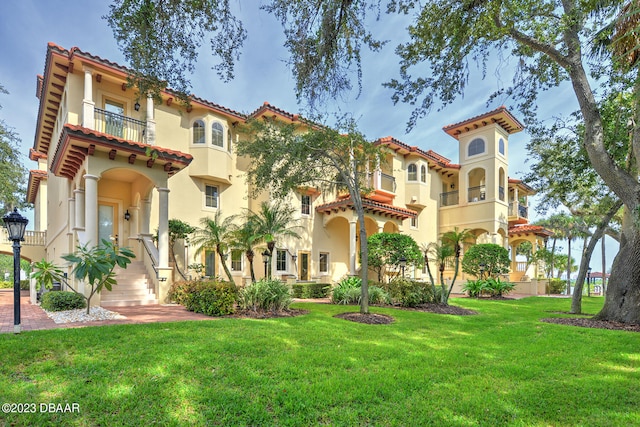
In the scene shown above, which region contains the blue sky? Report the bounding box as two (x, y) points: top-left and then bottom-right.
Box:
(0, 1), (613, 272)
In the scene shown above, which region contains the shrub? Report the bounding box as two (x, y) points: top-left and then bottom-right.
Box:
(384, 277), (433, 307)
(368, 286), (391, 305)
(20, 280), (30, 290)
(40, 291), (86, 312)
(238, 279), (292, 313)
(0, 281), (12, 289)
(331, 276), (362, 304)
(170, 279), (237, 316)
(462, 280), (487, 298)
(463, 278), (516, 297)
(547, 278), (567, 294)
(291, 282), (330, 299)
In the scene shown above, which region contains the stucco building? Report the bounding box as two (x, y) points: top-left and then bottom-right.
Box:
(24, 43), (551, 306)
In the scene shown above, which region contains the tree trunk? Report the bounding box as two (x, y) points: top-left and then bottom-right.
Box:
(217, 244), (234, 283)
(566, 237), (572, 295)
(571, 201), (622, 314)
(594, 209), (640, 324)
(445, 256), (460, 305)
(601, 235), (606, 294)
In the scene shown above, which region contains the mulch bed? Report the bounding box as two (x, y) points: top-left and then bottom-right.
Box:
(541, 316), (640, 332)
(334, 312), (395, 324)
(399, 303), (478, 316)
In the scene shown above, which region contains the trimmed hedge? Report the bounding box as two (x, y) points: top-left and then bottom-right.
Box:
(383, 277), (434, 307)
(40, 291), (86, 312)
(291, 282), (330, 299)
(1, 280), (33, 290)
(168, 279), (237, 316)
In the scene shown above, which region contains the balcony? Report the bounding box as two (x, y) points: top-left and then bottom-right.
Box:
(440, 190), (459, 207)
(468, 185), (486, 202)
(95, 108), (146, 143)
(509, 202), (529, 221)
(364, 171), (396, 203)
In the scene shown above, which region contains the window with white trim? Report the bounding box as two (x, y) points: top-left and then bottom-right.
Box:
(205, 184), (219, 208)
(193, 120), (205, 144)
(231, 249), (243, 271)
(411, 216), (418, 228)
(498, 138), (505, 155)
(407, 164), (417, 181)
(301, 194), (311, 215)
(468, 138), (485, 157)
(319, 252), (329, 273)
(420, 165), (426, 183)
(276, 249), (287, 271)
(212, 122), (224, 147)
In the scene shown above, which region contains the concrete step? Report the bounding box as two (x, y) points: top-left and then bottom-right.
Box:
(101, 298), (159, 307)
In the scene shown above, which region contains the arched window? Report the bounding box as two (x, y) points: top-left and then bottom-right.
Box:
(468, 138), (485, 157)
(212, 122), (224, 147)
(498, 138), (505, 155)
(193, 120), (205, 144)
(407, 164), (417, 181)
(420, 165), (427, 183)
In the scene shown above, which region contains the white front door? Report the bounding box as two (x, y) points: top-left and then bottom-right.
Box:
(98, 203), (118, 246)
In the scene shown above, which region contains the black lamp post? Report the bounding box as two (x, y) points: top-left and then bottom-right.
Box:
(3, 208), (28, 334)
(262, 250), (270, 279)
(587, 267), (592, 297)
(479, 263), (486, 280)
(399, 255), (407, 277)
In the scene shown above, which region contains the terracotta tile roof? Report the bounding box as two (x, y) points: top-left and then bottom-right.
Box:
(29, 148), (47, 161)
(50, 124), (193, 180)
(375, 136), (461, 170)
(508, 178), (535, 193)
(27, 170), (48, 203)
(316, 196), (417, 220)
(508, 224), (554, 237)
(442, 106), (524, 139)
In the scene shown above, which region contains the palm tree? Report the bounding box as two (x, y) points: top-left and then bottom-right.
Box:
(422, 242), (454, 304)
(441, 227), (475, 304)
(191, 211), (236, 282)
(248, 201), (302, 278)
(229, 219), (261, 283)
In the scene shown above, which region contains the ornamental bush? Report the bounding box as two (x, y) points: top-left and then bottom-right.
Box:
(238, 279), (292, 312)
(384, 277), (433, 307)
(169, 279), (237, 316)
(291, 282), (330, 298)
(547, 278), (567, 294)
(330, 276), (390, 305)
(462, 278), (516, 298)
(40, 291), (86, 312)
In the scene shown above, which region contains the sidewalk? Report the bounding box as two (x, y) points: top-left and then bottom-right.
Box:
(0, 289), (215, 334)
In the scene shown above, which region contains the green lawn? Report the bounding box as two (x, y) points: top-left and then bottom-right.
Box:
(1, 297), (638, 426)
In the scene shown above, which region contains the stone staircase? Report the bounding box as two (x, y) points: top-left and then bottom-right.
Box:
(101, 261), (158, 307)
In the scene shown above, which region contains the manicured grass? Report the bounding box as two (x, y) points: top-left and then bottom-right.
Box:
(1, 297), (638, 426)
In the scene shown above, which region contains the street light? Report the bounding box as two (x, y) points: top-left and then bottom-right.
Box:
(587, 267), (592, 297)
(399, 255), (407, 277)
(3, 208), (28, 334)
(262, 250), (270, 279)
(479, 263), (486, 280)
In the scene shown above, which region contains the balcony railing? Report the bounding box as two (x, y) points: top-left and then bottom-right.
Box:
(468, 185), (486, 202)
(1, 230), (46, 246)
(440, 190), (459, 207)
(499, 186), (505, 202)
(509, 202), (529, 219)
(95, 108), (146, 143)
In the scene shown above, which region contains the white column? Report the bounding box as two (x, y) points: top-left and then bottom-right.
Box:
(68, 197), (75, 233)
(145, 93), (156, 145)
(84, 174), (99, 247)
(82, 67), (95, 129)
(157, 187), (170, 268)
(349, 219), (357, 275)
(73, 189), (85, 230)
(140, 198), (152, 235)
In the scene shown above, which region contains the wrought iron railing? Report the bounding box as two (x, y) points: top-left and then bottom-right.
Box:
(440, 190), (459, 207)
(509, 202), (529, 219)
(95, 108), (146, 143)
(468, 185), (486, 202)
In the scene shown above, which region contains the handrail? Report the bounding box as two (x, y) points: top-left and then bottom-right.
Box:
(138, 235), (159, 274)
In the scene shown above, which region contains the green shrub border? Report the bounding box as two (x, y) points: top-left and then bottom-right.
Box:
(40, 291), (87, 312)
(168, 279), (237, 317)
(291, 282), (330, 299)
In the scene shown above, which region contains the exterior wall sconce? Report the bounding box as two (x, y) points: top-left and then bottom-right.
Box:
(124, 210), (131, 221)
(399, 255), (407, 277)
(134, 101), (140, 111)
(292, 254), (298, 263)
